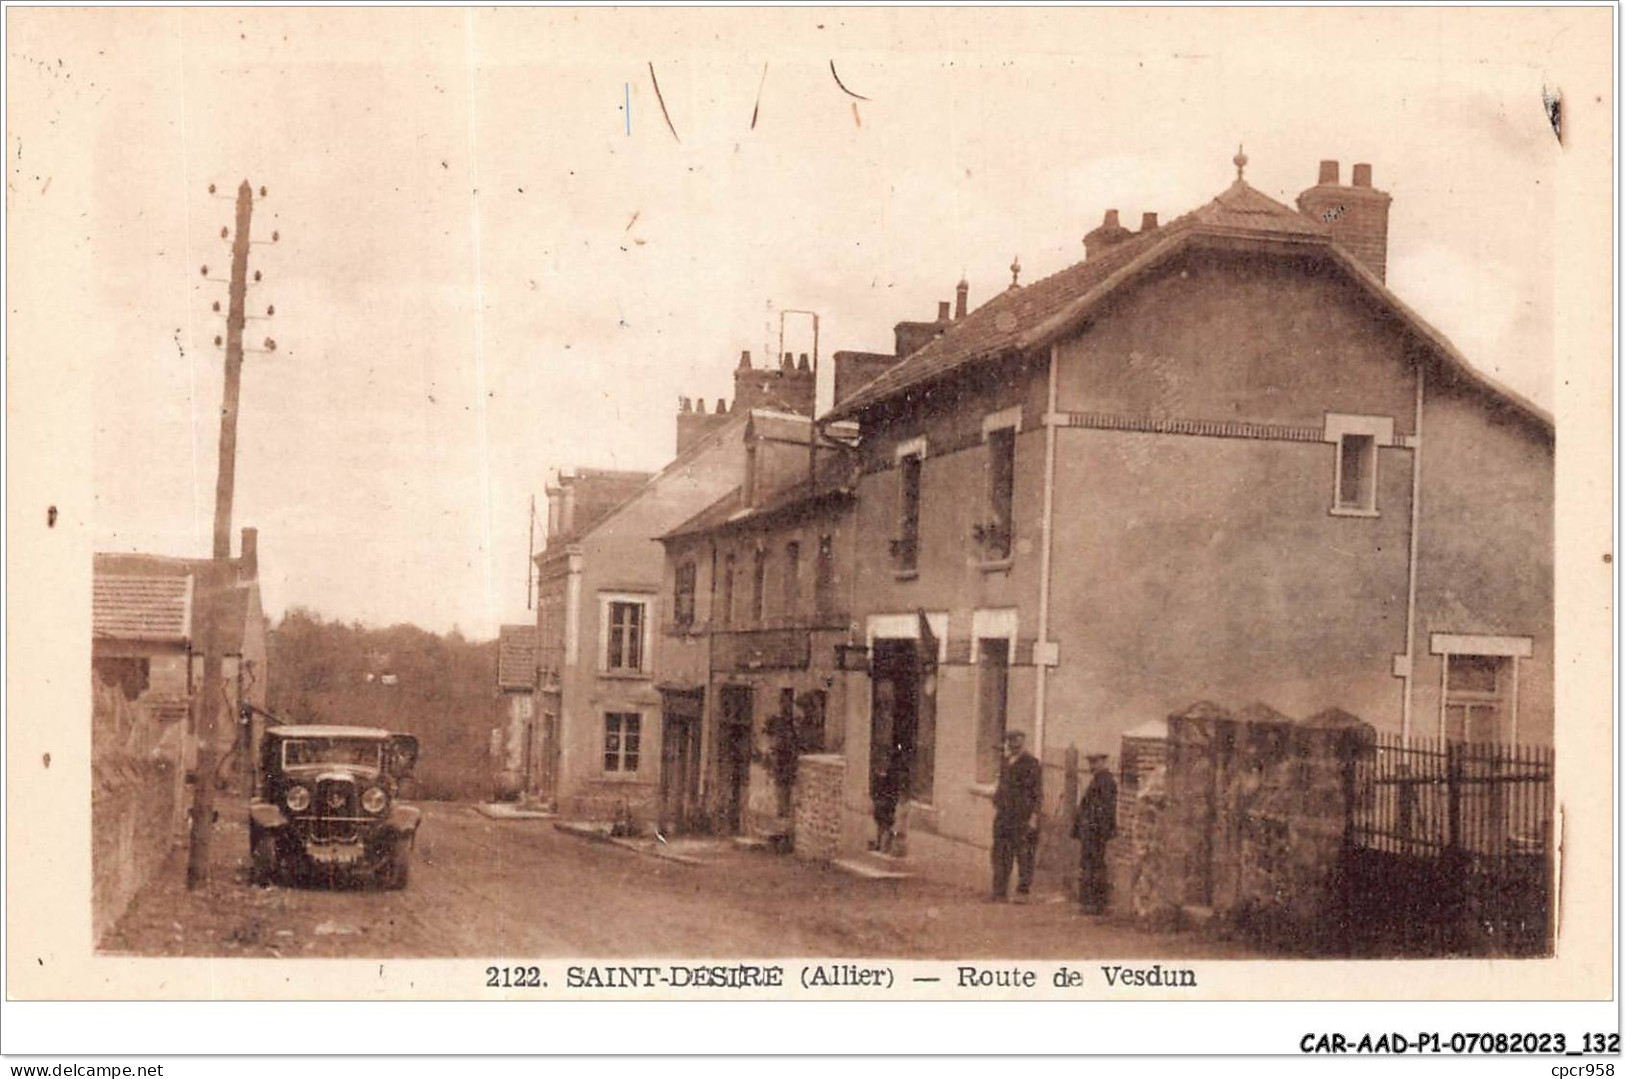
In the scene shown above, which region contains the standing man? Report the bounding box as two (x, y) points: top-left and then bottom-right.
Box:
(1073, 752), (1118, 914)
(991, 729), (1042, 902)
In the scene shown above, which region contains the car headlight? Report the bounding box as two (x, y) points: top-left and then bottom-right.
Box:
(361, 787), (388, 815)
(284, 784), (312, 812)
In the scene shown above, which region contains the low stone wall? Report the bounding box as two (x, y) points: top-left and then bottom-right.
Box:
(91, 678), (186, 944)
(793, 754), (845, 860)
(1125, 701), (1373, 951)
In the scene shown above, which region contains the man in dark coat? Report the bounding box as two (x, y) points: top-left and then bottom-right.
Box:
(991, 729), (1042, 901)
(1073, 752), (1118, 914)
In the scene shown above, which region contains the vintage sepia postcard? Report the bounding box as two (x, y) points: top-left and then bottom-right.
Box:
(3, 4), (1616, 1056)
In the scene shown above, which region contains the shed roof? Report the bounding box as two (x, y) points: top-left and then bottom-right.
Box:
(92, 573), (194, 644)
(93, 551), (258, 651)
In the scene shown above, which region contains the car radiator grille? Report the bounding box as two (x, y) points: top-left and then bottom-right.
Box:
(307, 778), (361, 842)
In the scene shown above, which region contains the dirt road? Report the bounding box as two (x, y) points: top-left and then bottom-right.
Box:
(101, 801), (1259, 959)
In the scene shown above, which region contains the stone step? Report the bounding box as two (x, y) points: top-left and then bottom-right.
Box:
(473, 803), (556, 821)
(832, 856), (912, 880)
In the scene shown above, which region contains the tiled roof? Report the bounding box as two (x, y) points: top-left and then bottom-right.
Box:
(93, 574), (194, 644)
(93, 553), (256, 651)
(828, 177), (1551, 433)
(662, 487), (744, 542)
(830, 180), (1324, 419)
(497, 624), (538, 690)
(661, 449), (858, 541)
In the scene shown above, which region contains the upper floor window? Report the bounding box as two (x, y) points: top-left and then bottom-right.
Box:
(814, 534), (836, 616)
(893, 438), (926, 573)
(603, 597), (647, 673)
(673, 561), (697, 628)
(783, 541), (801, 618)
(1326, 414), (1392, 517)
(720, 554), (736, 628)
(981, 420), (1017, 561)
(751, 547), (769, 624)
(1336, 434), (1376, 513)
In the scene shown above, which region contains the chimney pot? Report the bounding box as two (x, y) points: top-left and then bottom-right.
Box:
(797, 353), (810, 373)
(1352, 163), (1372, 188)
(1140, 212), (1159, 231)
(738, 349), (753, 370)
(1318, 159), (1340, 185)
(1103, 209), (1121, 228)
(781, 352), (794, 372)
(937, 300), (951, 322)
(955, 278), (969, 319)
(716, 398), (728, 414)
(696, 398), (707, 414)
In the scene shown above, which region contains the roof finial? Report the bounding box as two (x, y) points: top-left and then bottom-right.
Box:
(1009, 255), (1022, 288)
(1233, 144), (1248, 182)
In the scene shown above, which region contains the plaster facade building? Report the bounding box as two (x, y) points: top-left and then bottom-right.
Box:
(534, 352), (815, 821)
(821, 156), (1554, 891)
(656, 411), (860, 842)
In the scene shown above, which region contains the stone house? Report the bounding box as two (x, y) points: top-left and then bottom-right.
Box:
(821, 155), (1554, 891)
(533, 351), (815, 821)
(92, 526), (271, 773)
(91, 527), (269, 939)
(655, 410), (860, 845)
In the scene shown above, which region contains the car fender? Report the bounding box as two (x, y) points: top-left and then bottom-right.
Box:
(249, 802), (288, 831)
(385, 804), (421, 836)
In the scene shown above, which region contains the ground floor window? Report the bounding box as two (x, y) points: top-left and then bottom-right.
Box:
(1431, 633), (1531, 744)
(1444, 654), (1509, 744)
(603, 711), (642, 773)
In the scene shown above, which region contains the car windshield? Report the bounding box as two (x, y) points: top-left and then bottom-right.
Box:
(281, 738), (381, 769)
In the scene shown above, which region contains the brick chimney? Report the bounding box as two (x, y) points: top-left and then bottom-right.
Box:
(894, 298), (953, 357)
(1296, 159), (1393, 281)
(1084, 209), (1133, 260)
(955, 277), (969, 319)
(239, 527), (258, 580)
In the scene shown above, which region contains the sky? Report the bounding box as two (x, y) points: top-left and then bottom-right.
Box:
(11, 8), (1589, 639)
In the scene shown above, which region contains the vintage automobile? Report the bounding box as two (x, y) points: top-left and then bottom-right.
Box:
(250, 724), (421, 888)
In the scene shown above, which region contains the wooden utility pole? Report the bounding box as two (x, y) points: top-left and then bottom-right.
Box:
(186, 180), (254, 888)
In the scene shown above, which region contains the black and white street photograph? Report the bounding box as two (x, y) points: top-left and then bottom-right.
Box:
(5, 7), (1614, 1034)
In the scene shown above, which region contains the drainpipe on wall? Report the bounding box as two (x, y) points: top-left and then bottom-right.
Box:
(1034, 344), (1061, 759)
(1400, 363), (1426, 741)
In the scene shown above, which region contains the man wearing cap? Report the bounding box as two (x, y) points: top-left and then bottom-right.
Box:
(990, 729), (1042, 902)
(1072, 752), (1118, 914)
